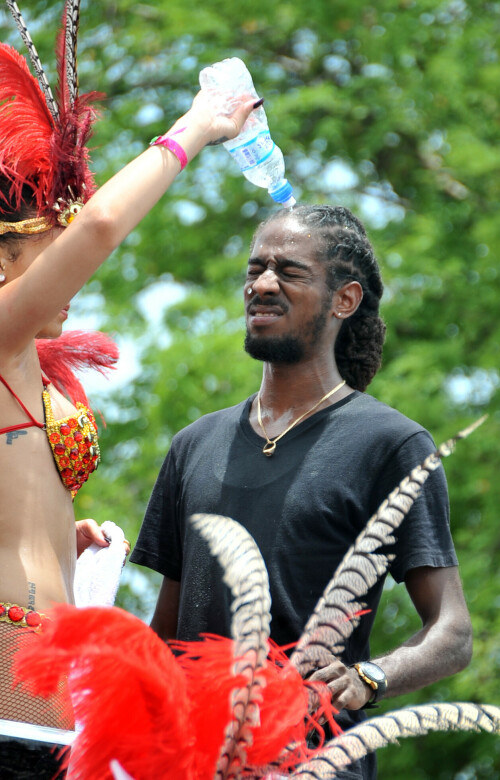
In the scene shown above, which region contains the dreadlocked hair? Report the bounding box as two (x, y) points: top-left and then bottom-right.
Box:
(262, 204), (386, 392)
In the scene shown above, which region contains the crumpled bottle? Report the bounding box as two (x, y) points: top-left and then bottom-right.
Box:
(199, 57), (296, 208)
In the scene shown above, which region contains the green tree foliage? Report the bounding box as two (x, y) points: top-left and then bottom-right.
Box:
(2, 0), (499, 775)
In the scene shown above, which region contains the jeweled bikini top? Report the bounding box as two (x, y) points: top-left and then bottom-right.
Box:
(0, 374), (100, 497)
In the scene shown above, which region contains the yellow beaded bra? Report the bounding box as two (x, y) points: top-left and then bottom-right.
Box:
(0, 374), (100, 497)
(43, 385), (100, 497)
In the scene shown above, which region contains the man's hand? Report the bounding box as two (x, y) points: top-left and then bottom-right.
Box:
(308, 657), (373, 711)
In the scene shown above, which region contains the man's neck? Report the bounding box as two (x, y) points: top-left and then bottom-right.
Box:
(249, 358), (349, 438)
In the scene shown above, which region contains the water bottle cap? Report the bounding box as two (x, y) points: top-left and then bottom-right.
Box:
(269, 179), (296, 208)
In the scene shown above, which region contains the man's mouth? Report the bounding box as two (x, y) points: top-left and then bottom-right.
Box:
(248, 305), (284, 326)
(252, 309), (282, 318)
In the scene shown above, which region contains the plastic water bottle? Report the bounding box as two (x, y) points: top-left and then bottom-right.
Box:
(199, 57), (296, 208)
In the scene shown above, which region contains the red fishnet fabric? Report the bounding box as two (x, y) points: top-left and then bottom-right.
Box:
(0, 622), (73, 729)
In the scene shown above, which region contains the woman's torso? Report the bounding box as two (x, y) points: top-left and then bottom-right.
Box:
(0, 351), (78, 610)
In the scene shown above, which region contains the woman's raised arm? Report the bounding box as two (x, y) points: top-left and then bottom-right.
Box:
(0, 90), (256, 354)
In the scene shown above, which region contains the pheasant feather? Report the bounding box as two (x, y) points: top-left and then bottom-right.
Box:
(63, 0), (80, 107)
(5, 0), (58, 120)
(291, 702), (500, 778)
(291, 416), (487, 676)
(190, 513), (272, 778)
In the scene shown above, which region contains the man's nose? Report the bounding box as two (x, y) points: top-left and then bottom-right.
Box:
(253, 267), (280, 294)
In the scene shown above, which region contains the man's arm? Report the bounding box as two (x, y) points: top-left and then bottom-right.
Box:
(150, 576), (181, 641)
(374, 565), (472, 696)
(308, 565), (472, 710)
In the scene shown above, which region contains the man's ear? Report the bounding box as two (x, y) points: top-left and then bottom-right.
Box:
(331, 280), (363, 319)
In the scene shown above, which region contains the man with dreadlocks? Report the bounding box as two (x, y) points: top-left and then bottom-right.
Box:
(131, 204), (472, 779)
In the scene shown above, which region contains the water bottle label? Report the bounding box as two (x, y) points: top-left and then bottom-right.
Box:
(228, 131), (275, 172)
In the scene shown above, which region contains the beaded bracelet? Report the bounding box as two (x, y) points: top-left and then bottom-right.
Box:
(150, 133), (188, 171)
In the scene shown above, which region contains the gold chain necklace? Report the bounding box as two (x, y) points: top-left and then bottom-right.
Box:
(257, 379), (346, 456)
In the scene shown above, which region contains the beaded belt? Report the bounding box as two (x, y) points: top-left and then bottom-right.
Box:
(0, 603), (46, 631)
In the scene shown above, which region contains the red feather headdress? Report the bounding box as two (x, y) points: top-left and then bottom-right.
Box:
(0, 0), (102, 235)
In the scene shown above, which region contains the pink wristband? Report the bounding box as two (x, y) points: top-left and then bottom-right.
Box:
(150, 134), (188, 171)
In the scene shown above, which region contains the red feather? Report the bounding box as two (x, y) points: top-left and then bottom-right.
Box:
(0, 43), (55, 210)
(0, 7), (102, 224)
(13, 605), (196, 780)
(51, 7), (102, 213)
(174, 636), (341, 775)
(36, 330), (119, 407)
(172, 635), (248, 779)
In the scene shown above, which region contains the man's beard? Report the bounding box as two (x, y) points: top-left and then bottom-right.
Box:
(244, 332), (305, 363)
(244, 301), (331, 364)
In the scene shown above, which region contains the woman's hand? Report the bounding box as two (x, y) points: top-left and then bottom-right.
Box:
(174, 91), (259, 148)
(75, 518), (110, 558)
(76, 518), (131, 559)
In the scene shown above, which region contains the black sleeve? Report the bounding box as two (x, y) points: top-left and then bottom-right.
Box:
(129, 447), (183, 581)
(372, 430), (458, 583)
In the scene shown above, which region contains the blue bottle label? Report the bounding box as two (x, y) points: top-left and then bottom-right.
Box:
(228, 131), (275, 172)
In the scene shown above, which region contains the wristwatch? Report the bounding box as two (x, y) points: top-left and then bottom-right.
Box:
(353, 661), (387, 705)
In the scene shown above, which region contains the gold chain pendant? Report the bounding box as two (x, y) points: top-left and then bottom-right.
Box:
(257, 379), (346, 457)
(262, 440), (277, 456)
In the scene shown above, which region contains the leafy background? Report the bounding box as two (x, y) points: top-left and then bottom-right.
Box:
(1, 0), (499, 776)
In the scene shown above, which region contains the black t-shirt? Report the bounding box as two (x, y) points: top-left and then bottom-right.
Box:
(132, 391), (456, 652)
(131, 391), (457, 779)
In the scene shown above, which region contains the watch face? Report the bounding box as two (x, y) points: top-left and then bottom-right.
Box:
(361, 662), (385, 683)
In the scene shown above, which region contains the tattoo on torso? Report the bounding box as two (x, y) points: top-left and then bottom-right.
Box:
(28, 582), (36, 611)
(4, 430), (28, 445)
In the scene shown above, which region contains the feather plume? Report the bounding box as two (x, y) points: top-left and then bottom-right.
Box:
(172, 635), (249, 779)
(63, 0), (81, 108)
(187, 515), (338, 777)
(13, 605), (196, 780)
(36, 330), (119, 407)
(13, 606), (335, 780)
(1, 1), (102, 223)
(0, 43), (55, 209)
(244, 642), (341, 773)
(55, 5), (71, 118)
(5, 0), (58, 119)
(10, 419), (491, 779)
(171, 635), (337, 779)
(190, 513), (272, 777)
(290, 703), (500, 778)
(291, 416), (487, 676)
